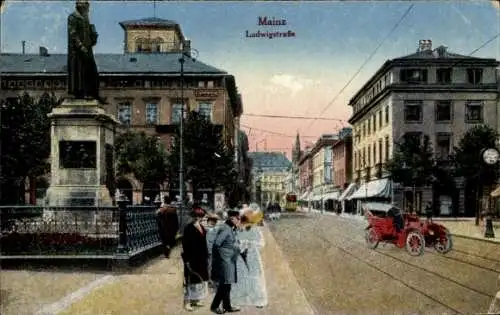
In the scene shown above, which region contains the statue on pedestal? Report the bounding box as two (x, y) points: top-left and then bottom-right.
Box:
(67, 0), (100, 100)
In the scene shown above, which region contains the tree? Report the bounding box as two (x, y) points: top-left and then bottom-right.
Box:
(168, 111), (236, 202)
(115, 130), (168, 188)
(386, 134), (435, 212)
(0, 92), (58, 204)
(451, 125), (499, 224)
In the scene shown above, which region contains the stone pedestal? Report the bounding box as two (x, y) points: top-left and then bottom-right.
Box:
(44, 98), (119, 207)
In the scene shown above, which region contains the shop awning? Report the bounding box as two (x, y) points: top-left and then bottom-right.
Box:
(347, 178), (392, 200)
(310, 194), (322, 201)
(299, 191), (310, 201)
(338, 183), (357, 202)
(491, 186), (500, 198)
(323, 191), (340, 201)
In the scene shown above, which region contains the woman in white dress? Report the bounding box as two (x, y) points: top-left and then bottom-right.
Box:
(231, 209), (268, 308)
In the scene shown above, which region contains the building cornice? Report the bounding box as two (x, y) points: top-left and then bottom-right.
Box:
(348, 58), (499, 106)
(348, 84), (498, 125)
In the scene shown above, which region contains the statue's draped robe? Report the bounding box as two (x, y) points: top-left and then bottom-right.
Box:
(67, 11), (99, 99)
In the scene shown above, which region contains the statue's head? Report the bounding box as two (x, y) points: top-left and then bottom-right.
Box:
(76, 0), (90, 14)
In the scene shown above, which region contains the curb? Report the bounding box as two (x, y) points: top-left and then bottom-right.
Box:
(451, 233), (500, 245)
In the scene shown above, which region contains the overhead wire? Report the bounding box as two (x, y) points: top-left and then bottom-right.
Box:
(240, 124), (317, 138)
(302, 4), (415, 132)
(243, 113), (346, 122)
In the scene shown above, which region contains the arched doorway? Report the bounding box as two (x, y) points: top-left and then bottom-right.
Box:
(433, 169), (458, 217)
(35, 178), (49, 205)
(116, 178), (133, 204)
(142, 182), (160, 205)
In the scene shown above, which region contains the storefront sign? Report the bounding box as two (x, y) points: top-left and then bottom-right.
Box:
(195, 89), (219, 98)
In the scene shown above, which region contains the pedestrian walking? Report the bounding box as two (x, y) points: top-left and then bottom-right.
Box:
(425, 201), (433, 221)
(156, 195), (179, 258)
(231, 208), (268, 308)
(206, 212), (222, 293)
(210, 210), (242, 314)
(182, 205), (209, 312)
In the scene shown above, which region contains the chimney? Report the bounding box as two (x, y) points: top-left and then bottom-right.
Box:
(21, 40), (26, 55)
(417, 39), (432, 52)
(435, 45), (447, 57)
(182, 39), (191, 56)
(39, 46), (48, 56)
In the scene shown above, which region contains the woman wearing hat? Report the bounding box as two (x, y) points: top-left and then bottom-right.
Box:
(231, 208), (268, 308)
(182, 205), (209, 311)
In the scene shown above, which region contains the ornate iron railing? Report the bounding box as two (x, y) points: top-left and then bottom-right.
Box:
(0, 203), (162, 261)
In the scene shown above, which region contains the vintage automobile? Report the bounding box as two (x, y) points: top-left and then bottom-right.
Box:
(364, 202), (453, 256)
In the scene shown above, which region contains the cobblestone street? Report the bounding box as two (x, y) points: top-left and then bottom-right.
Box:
(268, 212), (500, 315)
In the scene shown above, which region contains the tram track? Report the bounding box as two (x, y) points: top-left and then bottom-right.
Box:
(276, 214), (496, 315)
(328, 214), (500, 275)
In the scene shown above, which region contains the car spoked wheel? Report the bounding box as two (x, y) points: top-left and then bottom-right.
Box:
(434, 229), (453, 254)
(365, 228), (379, 249)
(405, 230), (425, 256)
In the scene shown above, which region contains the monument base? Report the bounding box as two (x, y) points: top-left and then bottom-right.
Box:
(44, 185), (113, 207)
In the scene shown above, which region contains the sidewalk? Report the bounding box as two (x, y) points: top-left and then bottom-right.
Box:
(314, 210), (500, 244)
(54, 224), (315, 315)
(433, 219), (500, 243)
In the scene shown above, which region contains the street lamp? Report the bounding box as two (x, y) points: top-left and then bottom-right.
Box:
(178, 44), (198, 229)
(481, 147), (499, 238)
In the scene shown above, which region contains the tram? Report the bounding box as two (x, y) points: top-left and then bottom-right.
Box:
(284, 193), (298, 212)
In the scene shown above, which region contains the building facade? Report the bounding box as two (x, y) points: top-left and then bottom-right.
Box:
(290, 132), (301, 193)
(298, 147), (313, 204)
(309, 134), (338, 210)
(333, 127), (353, 191)
(348, 39), (499, 216)
(248, 152), (291, 207)
(0, 17), (243, 205)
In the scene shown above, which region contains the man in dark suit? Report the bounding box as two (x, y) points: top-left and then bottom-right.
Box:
(210, 210), (241, 314)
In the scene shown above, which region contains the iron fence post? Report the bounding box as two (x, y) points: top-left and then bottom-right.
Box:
(117, 194), (129, 254)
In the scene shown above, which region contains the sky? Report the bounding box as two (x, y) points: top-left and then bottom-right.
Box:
(1, 0), (500, 160)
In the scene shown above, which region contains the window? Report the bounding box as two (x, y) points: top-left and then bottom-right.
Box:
(467, 68), (483, 84)
(171, 103), (187, 124)
(403, 132), (422, 145)
(373, 144), (377, 164)
(367, 119), (371, 135)
(385, 106), (389, 124)
(145, 102), (158, 125)
(368, 144), (371, 166)
(404, 101), (423, 122)
(436, 68), (452, 84)
(435, 101), (452, 122)
(207, 81), (214, 88)
(378, 111), (382, 129)
(198, 102), (212, 121)
(378, 139), (383, 163)
(436, 133), (452, 160)
(465, 101), (483, 122)
(400, 68), (428, 83)
(384, 136), (390, 161)
(362, 124), (365, 138)
(362, 148), (366, 167)
(117, 102), (131, 126)
(373, 115), (377, 132)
